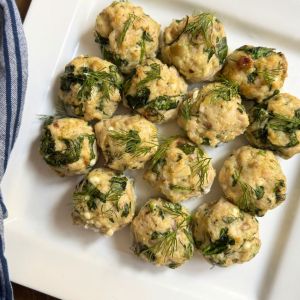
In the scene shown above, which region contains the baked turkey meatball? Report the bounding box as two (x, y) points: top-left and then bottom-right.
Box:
(59, 56), (123, 122)
(218, 146), (286, 216)
(124, 58), (187, 123)
(246, 93), (300, 158)
(94, 115), (158, 170)
(40, 117), (97, 176)
(132, 198), (194, 268)
(177, 81), (249, 147)
(144, 137), (215, 203)
(221, 45), (287, 102)
(193, 198), (261, 266)
(95, 1), (160, 74)
(72, 168), (136, 236)
(161, 13), (228, 82)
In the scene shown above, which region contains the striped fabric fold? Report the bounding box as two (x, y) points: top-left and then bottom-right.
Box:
(0, 0), (28, 299)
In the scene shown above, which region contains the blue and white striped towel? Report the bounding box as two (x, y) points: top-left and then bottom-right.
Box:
(0, 0), (28, 299)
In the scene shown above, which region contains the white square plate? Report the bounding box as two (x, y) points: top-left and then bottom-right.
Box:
(2, 0), (300, 299)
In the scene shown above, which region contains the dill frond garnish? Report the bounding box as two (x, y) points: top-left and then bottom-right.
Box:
(191, 148), (212, 189)
(258, 65), (284, 85)
(238, 45), (274, 59)
(109, 129), (157, 157)
(60, 65), (122, 107)
(137, 63), (161, 89)
(179, 97), (192, 120)
(207, 78), (239, 102)
(117, 13), (137, 46)
(231, 170), (265, 214)
(149, 136), (177, 169)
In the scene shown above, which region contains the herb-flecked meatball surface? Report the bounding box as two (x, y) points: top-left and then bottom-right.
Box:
(95, 1), (160, 74)
(72, 168), (136, 236)
(160, 13), (228, 82)
(193, 198), (261, 266)
(246, 93), (300, 159)
(218, 146), (286, 216)
(221, 45), (287, 102)
(94, 115), (158, 171)
(177, 81), (249, 147)
(132, 198), (194, 268)
(40, 117), (97, 176)
(59, 56), (123, 122)
(144, 137), (216, 203)
(124, 58), (187, 123)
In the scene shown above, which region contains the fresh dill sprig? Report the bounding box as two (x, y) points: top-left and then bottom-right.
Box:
(109, 129), (157, 157)
(179, 97), (192, 120)
(191, 148), (211, 189)
(117, 13), (137, 46)
(60, 65), (122, 104)
(138, 31), (153, 62)
(238, 45), (275, 59)
(208, 78), (239, 102)
(149, 136), (177, 169)
(137, 63), (161, 89)
(232, 170), (260, 214)
(258, 65), (284, 85)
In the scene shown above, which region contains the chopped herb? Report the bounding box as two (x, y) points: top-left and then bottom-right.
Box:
(126, 87), (150, 110)
(121, 203), (131, 217)
(222, 216), (237, 224)
(60, 65), (122, 112)
(137, 63), (161, 89)
(179, 97), (192, 120)
(202, 227), (235, 255)
(191, 148), (212, 189)
(207, 78), (239, 102)
(150, 136), (176, 169)
(40, 125), (88, 167)
(177, 143), (196, 155)
(138, 31), (153, 62)
(109, 129), (156, 157)
(102, 47), (128, 68)
(118, 13), (137, 46)
(254, 186), (265, 200)
(169, 184), (192, 192)
(215, 37), (228, 64)
(258, 65), (284, 85)
(274, 180), (286, 202)
(247, 70), (258, 84)
(238, 45), (275, 59)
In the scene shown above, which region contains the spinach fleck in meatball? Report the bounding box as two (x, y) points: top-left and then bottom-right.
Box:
(221, 45), (287, 102)
(219, 146), (286, 216)
(95, 1), (160, 74)
(59, 56), (123, 122)
(132, 198), (194, 268)
(72, 168), (136, 236)
(144, 137), (215, 203)
(177, 80), (249, 147)
(161, 12), (228, 82)
(40, 117), (97, 176)
(246, 93), (300, 158)
(193, 198), (261, 266)
(124, 58), (187, 123)
(94, 115), (158, 171)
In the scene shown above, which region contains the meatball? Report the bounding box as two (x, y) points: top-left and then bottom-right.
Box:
(177, 81), (249, 147)
(221, 45), (287, 102)
(72, 168), (136, 236)
(94, 115), (158, 170)
(160, 13), (228, 82)
(124, 58), (187, 123)
(246, 93), (300, 159)
(218, 146), (286, 216)
(193, 198), (261, 266)
(131, 198), (194, 268)
(95, 1), (160, 74)
(58, 56), (123, 122)
(144, 137), (216, 203)
(40, 117), (97, 176)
